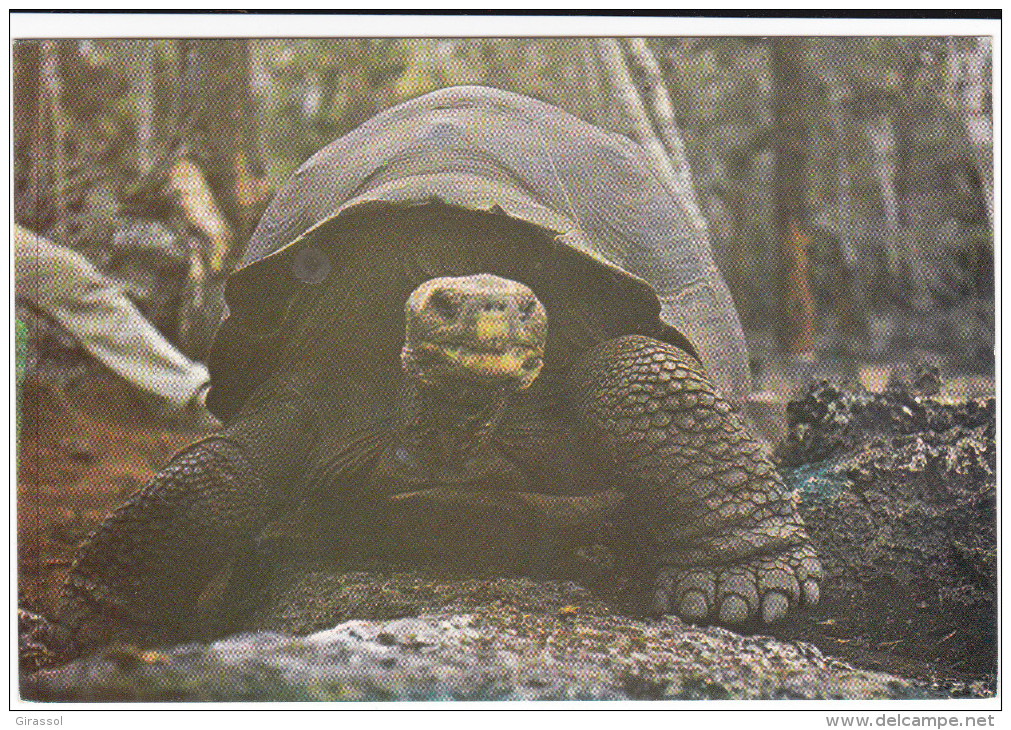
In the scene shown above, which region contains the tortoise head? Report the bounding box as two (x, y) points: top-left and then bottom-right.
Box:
(402, 274), (546, 390)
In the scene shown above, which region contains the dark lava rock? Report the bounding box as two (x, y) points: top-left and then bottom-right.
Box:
(774, 381), (996, 697)
(23, 576), (920, 702)
(777, 379), (994, 467)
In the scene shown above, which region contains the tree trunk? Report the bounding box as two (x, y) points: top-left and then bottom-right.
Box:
(823, 44), (868, 343)
(956, 37), (993, 226)
(591, 38), (751, 408)
(594, 39), (707, 228)
(863, 114), (903, 283)
(132, 40), (156, 176)
(174, 39), (270, 255)
(168, 39), (271, 359)
(14, 40), (69, 233)
(12, 41), (55, 231)
(340, 40), (380, 132)
(769, 38), (817, 358)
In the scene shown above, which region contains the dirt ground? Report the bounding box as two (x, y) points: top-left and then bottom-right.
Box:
(16, 372), (213, 616)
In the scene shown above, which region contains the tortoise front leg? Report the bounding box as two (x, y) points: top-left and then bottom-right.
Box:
(45, 371), (320, 664)
(569, 335), (821, 625)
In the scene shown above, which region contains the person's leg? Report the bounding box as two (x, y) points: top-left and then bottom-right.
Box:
(14, 225), (215, 424)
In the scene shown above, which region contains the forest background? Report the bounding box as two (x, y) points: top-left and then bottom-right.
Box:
(12, 36), (995, 400)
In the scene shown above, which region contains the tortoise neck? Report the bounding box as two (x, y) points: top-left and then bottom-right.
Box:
(396, 377), (513, 467)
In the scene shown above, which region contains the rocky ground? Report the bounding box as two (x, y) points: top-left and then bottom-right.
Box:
(24, 575), (924, 702)
(774, 375), (996, 697)
(17, 357), (996, 702)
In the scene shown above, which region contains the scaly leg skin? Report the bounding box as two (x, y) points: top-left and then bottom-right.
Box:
(569, 335), (821, 625)
(43, 370), (320, 664)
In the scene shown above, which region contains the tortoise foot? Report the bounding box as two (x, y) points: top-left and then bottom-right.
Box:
(657, 543), (821, 625)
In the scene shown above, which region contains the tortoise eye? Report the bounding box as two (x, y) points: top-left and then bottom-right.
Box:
(519, 300), (538, 321)
(428, 290), (458, 320)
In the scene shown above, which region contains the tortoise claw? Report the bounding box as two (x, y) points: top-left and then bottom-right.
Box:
(678, 590), (708, 622)
(802, 579), (821, 607)
(761, 591), (790, 624)
(719, 594), (749, 624)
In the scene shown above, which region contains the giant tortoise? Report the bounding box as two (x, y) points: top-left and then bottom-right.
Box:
(43, 86), (821, 663)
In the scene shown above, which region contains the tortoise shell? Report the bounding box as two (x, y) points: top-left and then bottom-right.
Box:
(207, 86), (749, 422)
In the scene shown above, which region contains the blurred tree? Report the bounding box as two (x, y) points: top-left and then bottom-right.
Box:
(655, 38), (779, 328)
(627, 38), (706, 230)
(947, 36), (992, 226)
(595, 38), (707, 228)
(818, 39), (869, 343)
(108, 39), (274, 359)
(13, 38), (190, 343)
(12, 41), (62, 233)
(12, 39), (274, 361)
(169, 39), (270, 265)
(13, 36), (993, 371)
(262, 39), (410, 183)
(769, 37), (817, 358)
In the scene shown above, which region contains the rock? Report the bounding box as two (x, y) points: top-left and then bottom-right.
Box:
(777, 379), (994, 467)
(774, 380), (996, 696)
(110, 219), (188, 268)
(87, 217), (191, 343)
(22, 575), (923, 702)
